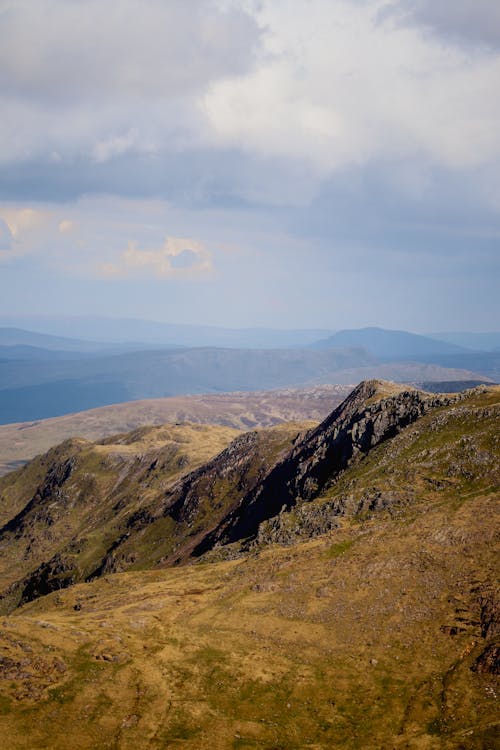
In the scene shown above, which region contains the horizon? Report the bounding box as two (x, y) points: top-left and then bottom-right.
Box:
(1, 0), (499, 332)
(1, 314), (500, 338)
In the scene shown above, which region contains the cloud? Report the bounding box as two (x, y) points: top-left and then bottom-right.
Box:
(99, 237), (213, 279)
(387, 1), (500, 48)
(2, 0), (499, 200)
(0, 0), (260, 164)
(0, 206), (54, 260)
(1, 198), (216, 279)
(1, 206), (52, 238)
(204, 0), (500, 174)
(0, 217), (13, 253)
(58, 219), (74, 234)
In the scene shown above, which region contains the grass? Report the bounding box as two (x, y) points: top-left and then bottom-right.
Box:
(0, 384), (497, 748)
(325, 539), (354, 558)
(0, 482), (498, 748)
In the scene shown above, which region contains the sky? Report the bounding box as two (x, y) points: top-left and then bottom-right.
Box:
(0, 0), (499, 332)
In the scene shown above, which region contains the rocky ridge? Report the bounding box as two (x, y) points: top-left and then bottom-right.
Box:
(0, 380), (497, 613)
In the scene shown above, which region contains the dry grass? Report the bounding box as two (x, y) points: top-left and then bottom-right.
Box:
(0, 486), (497, 749)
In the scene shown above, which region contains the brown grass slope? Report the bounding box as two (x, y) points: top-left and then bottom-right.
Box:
(0, 383), (497, 748)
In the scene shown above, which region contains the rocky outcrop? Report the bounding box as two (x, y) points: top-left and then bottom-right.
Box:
(192, 381), (462, 553)
(0, 450), (80, 537)
(1, 380), (493, 610)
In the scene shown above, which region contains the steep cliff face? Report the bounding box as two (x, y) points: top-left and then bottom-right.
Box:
(192, 380), (464, 552)
(84, 423), (304, 576)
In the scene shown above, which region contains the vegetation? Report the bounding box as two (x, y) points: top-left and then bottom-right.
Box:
(0, 381), (497, 748)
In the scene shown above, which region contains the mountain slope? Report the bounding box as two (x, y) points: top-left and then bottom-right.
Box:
(191, 381), (486, 553)
(0, 382), (498, 749)
(1, 381), (498, 615)
(0, 343), (487, 425)
(0, 346), (375, 424)
(0, 422), (307, 611)
(0, 327), (123, 352)
(0, 316), (333, 349)
(0, 424), (240, 608)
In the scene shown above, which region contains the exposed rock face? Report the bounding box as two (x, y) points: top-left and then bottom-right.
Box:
(0, 379), (495, 611)
(89, 428), (296, 574)
(473, 644), (500, 675)
(1, 450), (79, 536)
(192, 381), (462, 553)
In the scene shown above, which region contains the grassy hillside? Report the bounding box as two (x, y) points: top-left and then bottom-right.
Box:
(0, 470), (497, 748)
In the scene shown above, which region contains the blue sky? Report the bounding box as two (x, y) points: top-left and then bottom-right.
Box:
(0, 0), (499, 331)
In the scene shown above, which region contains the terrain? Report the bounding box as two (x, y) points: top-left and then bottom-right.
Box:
(0, 380), (498, 748)
(311, 328), (500, 382)
(1, 325), (495, 425)
(0, 384), (353, 475)
(0, 343), (488, 425)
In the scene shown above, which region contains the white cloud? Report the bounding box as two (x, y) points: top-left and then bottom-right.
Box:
(58, 219), (74, 234)
(1, 206), (52, 238)
(203, 0), (500, 173)
(0, 0), (499, 212)
(99, 237), (213, 279)
(0, 198), (216, 280)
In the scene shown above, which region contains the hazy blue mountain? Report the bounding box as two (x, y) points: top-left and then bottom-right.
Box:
(309, 327), (468, 358)
(0, 327), (137, 353)
(428, 331), (500, 351)
(0, 346), (375, 394)
(0, 343), (491, 425)
(0, 345), (93, 362)
(0, 316), (333, 349)
(0, 346), (373, 423)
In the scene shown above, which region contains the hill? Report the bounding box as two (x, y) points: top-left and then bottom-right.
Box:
(0, 343), (489, 425)
(310, 326), (468, 357)
(309, 327), (500, 382)
(0, 381), (498, 748)
(429, 331), (500, 351)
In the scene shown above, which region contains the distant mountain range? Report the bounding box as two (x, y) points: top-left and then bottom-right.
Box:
(429, 331), (500, 351)
(0, 323), (497, 424)
(0, 316), (332, 349)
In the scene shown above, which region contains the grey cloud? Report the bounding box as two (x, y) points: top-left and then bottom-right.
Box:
(0, 0), (260, 102)
(0, 0), (261, 167)
(386, 1), (500, 48)
(288, 158), (500, 275)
